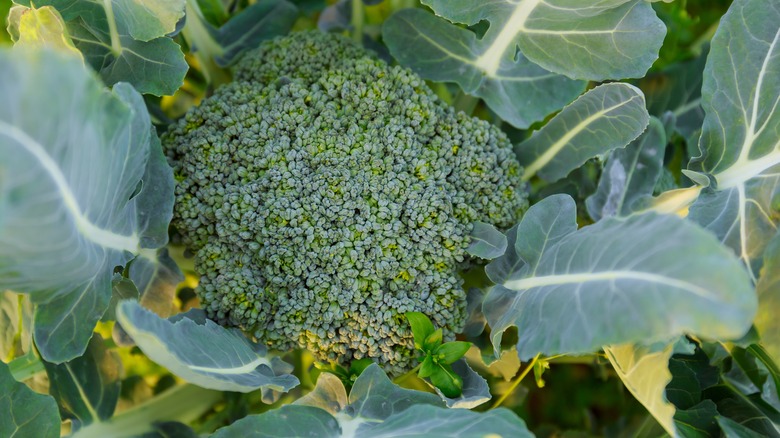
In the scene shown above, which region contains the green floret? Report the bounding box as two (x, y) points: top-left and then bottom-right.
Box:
(163, 30), (527, 376)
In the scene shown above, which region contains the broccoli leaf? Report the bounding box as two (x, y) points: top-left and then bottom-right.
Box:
(484, 194), (757, 360)
(466, 222), (508, 260)
(517, 83), (650, 183)
(605, 339), (694, 437)
(424, 0), (664, 80)
(116, 301), (299, 394)
(6, 5), (82, 57)
(0, 360), (60, 438)
(212, 364), (532, 437)
(0, 49), (174, 363)
(686, 0), (780, 282)
(18, 0), (188, 95)
(383, 8), (584, 129)
(214, 0), (299, 66)
(586, 117), (667, 221)
(43, 334), (121, 430)
(111, 0), (185, 41)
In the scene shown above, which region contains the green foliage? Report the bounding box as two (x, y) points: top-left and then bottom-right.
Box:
(406, 311), (471, 397)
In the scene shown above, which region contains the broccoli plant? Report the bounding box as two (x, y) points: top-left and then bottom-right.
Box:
(0, 0), (779, 437)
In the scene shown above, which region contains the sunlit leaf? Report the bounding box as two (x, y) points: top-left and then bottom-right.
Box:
(484, 195), (756, 359)
(0, 49), (174, 362)
(687, 0), (780, 281)
(517, 83), (650, 183)
(116, 301), (299, 394)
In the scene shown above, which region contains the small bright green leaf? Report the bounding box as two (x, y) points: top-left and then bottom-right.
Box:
(466, 222), (508, 260)
(429, 363), (463, 398)
(0, 291), (19, 359)
(418, 355), (436, 379)
(423, 329), (443, 352)
(383, 8), (584, 129)
(0, 49), (173, 363)
(0, 361), (59, 438)
(687, 0), (780, 281)
(517, 83), (650, 183)
(405, 312), (435, 350)
(421, 0), (664, 81)
(43, 334), (121, 429)
(216, 364), (530, 437)
(434, 342), (471, 365)
(112, 0), (185, 41)
(116, 301), (299, 393)
(484, 195), (757, 360)
(756, 231), (780, 362)
(586, 117), (667, 221)
(605, 342), (680, 437)
(9, 5), (82, 57)
(215, 0), (299, 66)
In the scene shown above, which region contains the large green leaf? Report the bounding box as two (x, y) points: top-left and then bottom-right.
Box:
(382, 8), (584, 129)
(423, 0), (663, 80)
(17, 0), (188, 95)
(0, 49), (174, 362)
(43, 334), (121, 430)
(516, 83), (650, 183)
(116, 301), (299, 394)
(586, 117), (667, 220)
(0, 360), (60, 438)
(112, 0), (185, 41)
(687, 0), (780, 281)
(483, 194), (756, 360)
(214, 0), (299, 66)
(212, 365), (532, 437)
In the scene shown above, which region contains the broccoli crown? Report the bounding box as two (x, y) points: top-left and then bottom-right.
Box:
(163, 31), (527, 375)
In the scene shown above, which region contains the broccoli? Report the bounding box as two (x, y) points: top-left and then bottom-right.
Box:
(163, 31), (527, 375)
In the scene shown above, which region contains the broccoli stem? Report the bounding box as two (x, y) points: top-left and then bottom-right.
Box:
(352, 0), (364, 45)
(490, 353), (540, 409)
(101, 0), (122, 56)
(71, 384), (223, 438)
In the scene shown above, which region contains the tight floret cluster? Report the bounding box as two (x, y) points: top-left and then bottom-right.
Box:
(163, 31), (527, 375)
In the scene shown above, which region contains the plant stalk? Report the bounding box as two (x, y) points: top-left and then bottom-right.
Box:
(352, 0), (364, 45)
(491, 354), (540, 409)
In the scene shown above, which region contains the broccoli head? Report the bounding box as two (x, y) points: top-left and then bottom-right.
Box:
(163, 31), (527, 375)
